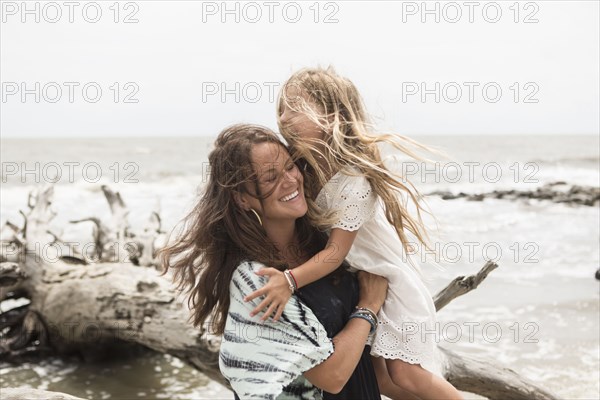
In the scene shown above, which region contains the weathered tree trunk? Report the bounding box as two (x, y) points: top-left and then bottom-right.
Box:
(433, 261), (498, 311)
(0, 183), (559, 400)
(0, 184), (222, 383)
(439, 347), (556, 400)
(0, 387), (85, 400)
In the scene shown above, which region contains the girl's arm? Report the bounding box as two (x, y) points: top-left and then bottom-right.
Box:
(243, 228), (358, 321)
(294, 227), (358, 287)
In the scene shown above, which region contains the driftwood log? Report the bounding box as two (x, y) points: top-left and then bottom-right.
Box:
(0, 388), (85, 400)
(0, 183), (559, 400)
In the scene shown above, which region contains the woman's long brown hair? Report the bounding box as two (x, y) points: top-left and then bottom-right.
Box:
(157, 124), (332, 335)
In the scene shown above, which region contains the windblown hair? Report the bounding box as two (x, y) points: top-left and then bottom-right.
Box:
(157, 124), (334, 335)
(277, 66), (450, 277)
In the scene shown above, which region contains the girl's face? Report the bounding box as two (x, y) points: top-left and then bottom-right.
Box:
(279, 85), (325, 142)
(238, 142), (308, 225)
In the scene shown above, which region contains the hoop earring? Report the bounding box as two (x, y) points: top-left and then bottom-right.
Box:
(249, 208), (263, 227)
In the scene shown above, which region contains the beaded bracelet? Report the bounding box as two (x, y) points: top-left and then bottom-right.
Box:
(349, 311), (377, 334)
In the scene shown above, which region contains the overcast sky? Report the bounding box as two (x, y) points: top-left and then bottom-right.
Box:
(1, 0), (598, 137)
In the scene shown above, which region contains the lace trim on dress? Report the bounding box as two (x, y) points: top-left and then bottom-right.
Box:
(370, 317), (437, 369)
(316, 172), (377, 232)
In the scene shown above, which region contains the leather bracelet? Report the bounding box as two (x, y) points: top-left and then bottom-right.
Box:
(355, 310), (377, 326)
(355, 306), (378, 325)
(353, 310), (378, 333)
(349, 311), (377, 334)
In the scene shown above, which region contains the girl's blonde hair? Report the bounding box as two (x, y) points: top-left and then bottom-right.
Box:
(277, 66), (450, 277)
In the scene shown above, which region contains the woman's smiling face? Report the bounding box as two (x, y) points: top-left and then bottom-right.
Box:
(240, 141), (308, 224)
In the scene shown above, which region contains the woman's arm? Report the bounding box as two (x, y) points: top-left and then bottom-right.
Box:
(303, 271), (388, 394)
(221, 263), (388, 398)
(303, 315), (371, 393)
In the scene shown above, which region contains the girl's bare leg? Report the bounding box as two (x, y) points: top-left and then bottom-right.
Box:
(386, 358), (464, 400)
(371, 356), (422, 400)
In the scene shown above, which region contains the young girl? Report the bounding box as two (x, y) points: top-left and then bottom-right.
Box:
(244, 67), (463, 400)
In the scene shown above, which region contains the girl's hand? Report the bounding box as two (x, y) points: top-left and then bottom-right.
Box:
(243, 268), (292, 322)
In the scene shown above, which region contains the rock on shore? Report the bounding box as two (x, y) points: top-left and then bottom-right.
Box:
(427, 182), (600, 207)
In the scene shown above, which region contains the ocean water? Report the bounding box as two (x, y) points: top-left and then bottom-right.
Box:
(0, 134), (598, 399)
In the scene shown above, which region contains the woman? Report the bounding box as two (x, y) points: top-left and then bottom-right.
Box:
(158, 124), (389, 399)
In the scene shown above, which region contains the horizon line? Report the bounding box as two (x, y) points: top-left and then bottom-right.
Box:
(2, 132), (599, 140)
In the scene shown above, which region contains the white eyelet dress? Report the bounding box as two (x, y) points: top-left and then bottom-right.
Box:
(315, 168), (444, 378)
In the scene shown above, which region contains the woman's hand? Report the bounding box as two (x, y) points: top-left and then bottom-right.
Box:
(304, 271), (389, 393)
(356, 271), (388, 314)
(243, 267), (292, 322)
